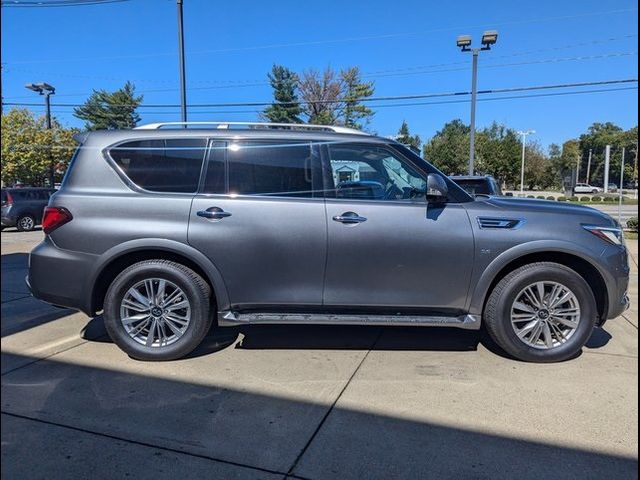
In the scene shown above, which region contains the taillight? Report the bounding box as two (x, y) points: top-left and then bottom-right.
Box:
(3, 192), (13, 206)
(42, 207), (73, 234)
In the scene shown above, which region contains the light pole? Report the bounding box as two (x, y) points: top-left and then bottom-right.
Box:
(25, 82), (55, 186)
(517, 129), (535, 195)
(176, 0), (187, 123)
(457, 30), (498, 175)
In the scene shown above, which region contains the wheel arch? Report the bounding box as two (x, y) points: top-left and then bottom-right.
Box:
(469, 242), (609, 323)
(86, 239), (230, 315)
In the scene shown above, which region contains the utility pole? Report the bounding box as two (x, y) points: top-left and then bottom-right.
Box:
(576, 154), (581, 183)
(585, 149), (592, 184)
(518, 130), (535, 195)
(604, 145), (611, 193)
(176, 0), (187, 123)
(618, 147), (625, 225)
(456, 31), (498, 175)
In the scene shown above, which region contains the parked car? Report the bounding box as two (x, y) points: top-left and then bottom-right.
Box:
(450, 175), (503, 196)
(1, 187), (56, 231)
(607, 184), (618, 193)
(573, 183), (601, 194)
(27, 122), (630, 363)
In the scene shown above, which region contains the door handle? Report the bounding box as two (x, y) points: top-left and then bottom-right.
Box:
(332, 212), (367, 224)
(197, 207), (232, 220)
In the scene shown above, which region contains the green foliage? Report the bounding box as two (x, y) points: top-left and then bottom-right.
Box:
(395, 121), (421, 149)
(603, 197), (615, 203)
(579, 197), (591, 202)
(536, 196), (545, 199)
(339, 67), (374, 129)
(73, 81), (142, 130)
(423, 119), (470, 175)
(627, 217), (638, 232)
(1, 108), (78, 186)
(546, 196), (555, 201)
(577, 123), (637, 186)
(557, 196), (567, 202)
(475, 122), (521, 187)
(569, 196), (579, 202)
(524, 141), (555, 190)
(591, 196), (602, 202)
(526, 195), (535, 199)
(262, 65), (303, 124)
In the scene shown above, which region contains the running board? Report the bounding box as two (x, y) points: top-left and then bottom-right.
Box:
(218, 311), (480, 330)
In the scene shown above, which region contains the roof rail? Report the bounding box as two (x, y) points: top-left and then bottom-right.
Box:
(134, 121), (368, 135)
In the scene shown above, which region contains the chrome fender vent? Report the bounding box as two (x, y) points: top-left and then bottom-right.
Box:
(477, 217), (525, 229)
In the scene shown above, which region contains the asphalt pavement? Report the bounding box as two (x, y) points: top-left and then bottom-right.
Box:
(1, 229), (638, 480)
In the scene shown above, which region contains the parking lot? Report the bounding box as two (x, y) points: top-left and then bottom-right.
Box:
(1, 229), (638, 479)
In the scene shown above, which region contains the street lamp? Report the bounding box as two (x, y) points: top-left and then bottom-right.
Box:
(517, 129), (536, 195)
(25, 82), (56, 186)
(457, 30), (498, 175)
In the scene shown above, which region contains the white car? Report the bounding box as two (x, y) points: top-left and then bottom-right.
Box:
(574, 183), (602, 194)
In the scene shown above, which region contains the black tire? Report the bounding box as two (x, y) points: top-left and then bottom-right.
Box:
(103, 260), (212, 361)
(16, 214), (36, 232)
(591, 189), (598, 194)
(484, 262), (597, 363)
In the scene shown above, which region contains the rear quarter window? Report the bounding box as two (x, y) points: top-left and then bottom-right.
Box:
(109, 138), (207, 193)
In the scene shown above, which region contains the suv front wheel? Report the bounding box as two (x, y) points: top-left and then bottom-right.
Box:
(484, 262), (597, 362)
(103, 260), (213, 361)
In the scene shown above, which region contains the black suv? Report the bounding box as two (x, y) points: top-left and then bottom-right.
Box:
(450, 175), (503, 196)
(1, 187), (56, 231)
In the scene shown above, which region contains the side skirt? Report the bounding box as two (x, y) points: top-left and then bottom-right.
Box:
(218, 311), (481, 330)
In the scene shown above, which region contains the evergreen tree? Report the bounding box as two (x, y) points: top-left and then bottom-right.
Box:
(262, 65), (303, 123)
(395, 120), (421, 149)
(73, 81), (142, 130)
(339, 67), (374, 129)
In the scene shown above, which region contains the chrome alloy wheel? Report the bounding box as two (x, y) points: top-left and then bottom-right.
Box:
(119, 278), (191, 347)
(18, 216), (35, 230)
(510, 281), (581, 349)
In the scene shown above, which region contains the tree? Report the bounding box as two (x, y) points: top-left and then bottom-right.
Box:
(73, 81), (142, 130)
(262, 65), (303, 123)
(395, 121), (421, 149)
(1, 108), (78, 186)
(476, 122), (521, 187)
(523, 141), (554, 190)
(423, 119), (470, 175)
(338, 67), (374, 129)
(298, 67), (342, 125)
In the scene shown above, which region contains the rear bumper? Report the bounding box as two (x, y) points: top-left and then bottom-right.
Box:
(27, 237), (97, 314)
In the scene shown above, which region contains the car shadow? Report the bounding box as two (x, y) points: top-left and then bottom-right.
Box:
(82, 317), (615, 361)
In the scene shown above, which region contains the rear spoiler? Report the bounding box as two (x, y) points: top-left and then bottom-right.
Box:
(73, 132), (90, 144)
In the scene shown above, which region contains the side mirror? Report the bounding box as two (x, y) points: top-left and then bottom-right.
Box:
(426, 173), (448, 202)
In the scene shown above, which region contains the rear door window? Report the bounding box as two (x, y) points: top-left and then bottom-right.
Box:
(226, 141), (316, 197)
(109, 138), (207, 193)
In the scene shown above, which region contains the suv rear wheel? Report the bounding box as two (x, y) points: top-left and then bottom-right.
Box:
(103, 260), (212, 361)
(484, 262), (597, 362)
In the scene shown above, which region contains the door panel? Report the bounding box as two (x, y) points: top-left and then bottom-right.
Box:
(189, 196), (327, 307)
(324, 201), (474, 309)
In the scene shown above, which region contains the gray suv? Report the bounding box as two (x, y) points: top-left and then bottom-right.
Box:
(27, 122), (630, 362)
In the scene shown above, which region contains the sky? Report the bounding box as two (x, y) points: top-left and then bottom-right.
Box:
(1, 0), (638, 149)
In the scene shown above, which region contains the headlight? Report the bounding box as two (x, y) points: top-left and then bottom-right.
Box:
(583, 225), (625, 246)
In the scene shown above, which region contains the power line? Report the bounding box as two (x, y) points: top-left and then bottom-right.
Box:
(1, 0), (129, 7)
(3, 45), (636, 100)
(5, 79), (637, 110)
(4, 7), (637, 64)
